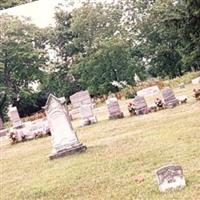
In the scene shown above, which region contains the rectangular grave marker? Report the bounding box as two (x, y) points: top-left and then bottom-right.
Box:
(137, 86), (160, 97)
(162, 88), (178, 108)
(80, 104), (97, 126)
(156, 165), (186, 192)
(8, 106), (23, 128)
(106, 97), (124, 119)
(133, 96), (149, 115)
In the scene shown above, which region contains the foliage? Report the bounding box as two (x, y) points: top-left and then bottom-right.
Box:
(0, 0), (37, 10)
(0, 14), (48, 118)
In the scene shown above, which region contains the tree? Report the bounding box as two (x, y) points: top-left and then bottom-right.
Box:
(72, 38), (146, 95)
(0, 14), (48, 117)
(0, 0), (37, 10)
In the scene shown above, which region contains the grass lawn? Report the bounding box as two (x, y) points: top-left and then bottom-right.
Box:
(0, 84), (200, 200)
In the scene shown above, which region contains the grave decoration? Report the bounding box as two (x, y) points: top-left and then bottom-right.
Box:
(106, 97), (124, 119)
(44, 94), (86, 159)
(162, 88), (178, 108)
(156, 165), (186, 192)
(193, 89), (200, 100)
(133, 96), (150, 115)
(80, 103), (97, 126)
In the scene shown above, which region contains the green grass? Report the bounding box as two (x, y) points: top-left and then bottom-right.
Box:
(0, 84), (200, 200)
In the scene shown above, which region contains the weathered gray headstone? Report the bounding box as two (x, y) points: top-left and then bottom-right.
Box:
(44, 94), (86, 159)
(156, 165), (186, 192)
(133, 96), (148, 115)
(162, 88), (178, 108)
(8, 106), (23, 128)
(106, 97), (124, 119)
(80, 104), (97, 126)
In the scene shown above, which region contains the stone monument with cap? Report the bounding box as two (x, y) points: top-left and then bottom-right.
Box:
(43, 94), (87, 159)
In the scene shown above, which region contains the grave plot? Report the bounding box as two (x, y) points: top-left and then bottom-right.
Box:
(106, 97), (124, 119)
(7, 105), (50, 143)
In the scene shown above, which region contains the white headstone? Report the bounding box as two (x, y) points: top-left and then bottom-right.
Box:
(8, 106), (23, 128)
(192, 77), (200, 85)
(80, 104), (97, 126)
(156, 165), (186, 192)
(44, 94), (86, 159)
(137, 86), (160, 97)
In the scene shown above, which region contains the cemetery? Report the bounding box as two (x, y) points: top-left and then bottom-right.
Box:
(0, 1), (200, 199)
(0, 83), (199, 200)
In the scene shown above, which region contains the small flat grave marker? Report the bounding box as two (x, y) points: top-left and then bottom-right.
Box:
(106, 97), (124, 119)
(192, 77), (200, 85)
(137, 86), (160, 97)
(44, 94), (86, 159)
(156, 165), (186, 192)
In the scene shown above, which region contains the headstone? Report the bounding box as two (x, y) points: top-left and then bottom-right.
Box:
(137, 86), (160, 97)
(162, 88), (178, 108)
(8, 106), (23, 128)
(133, 96), (149, 115)
(106, 97), (124, 119)
(80, 104), (97, 126)
(43, 94), (86, 159)
(156, 165), (186, 192)
(192, 77), (200, 85)
(70, 90), (92, 109)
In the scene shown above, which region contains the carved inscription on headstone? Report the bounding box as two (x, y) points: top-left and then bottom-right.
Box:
(156, 165), (186, 192)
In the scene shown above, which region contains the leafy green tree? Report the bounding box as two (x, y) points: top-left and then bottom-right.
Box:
(0, 0), (37, 10)
(0, 14), (48, 117)
(72, 38), (146, 95)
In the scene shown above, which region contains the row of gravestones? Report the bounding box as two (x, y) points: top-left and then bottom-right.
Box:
(43, 94), (186, 192)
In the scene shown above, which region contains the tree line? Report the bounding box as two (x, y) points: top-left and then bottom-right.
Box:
(0, 0), (199, 119)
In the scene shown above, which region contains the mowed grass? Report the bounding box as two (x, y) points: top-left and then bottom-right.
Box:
(0, 84), (200, 200)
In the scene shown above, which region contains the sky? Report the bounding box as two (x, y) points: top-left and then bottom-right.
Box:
(0, 0), (116, 27)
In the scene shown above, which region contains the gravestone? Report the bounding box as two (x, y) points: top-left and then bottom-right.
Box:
(43, 94), (86, 159)
(192, 77), (200, 85)
(133, 96), (148, 115)
(69, 90), (93, 120)
(8, 106), (23, 128)
(162, 88), (178, 108)
(106, 97), (124, 119)
(70, 90), (92, 109)
(137, 86), (160, 97)
(80, 104), (97, 126)
(156, 165), (186, 192)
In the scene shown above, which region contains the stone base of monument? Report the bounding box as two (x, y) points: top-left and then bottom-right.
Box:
(109, 112), (124, 119)
(81, 117), (97, 126)
(49, 143), (87, 160)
